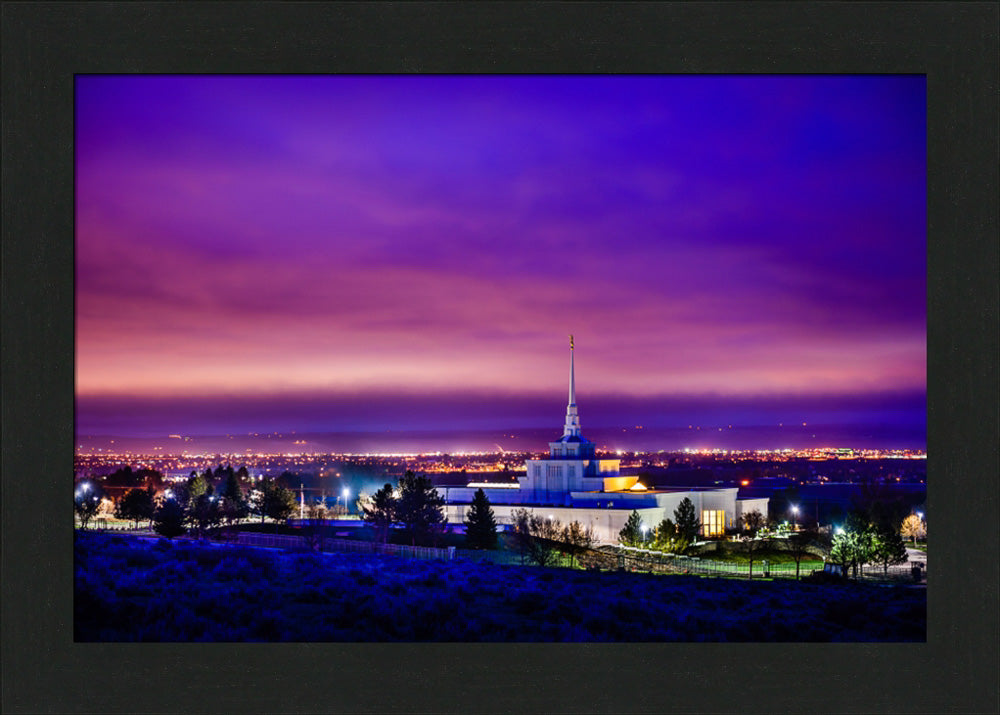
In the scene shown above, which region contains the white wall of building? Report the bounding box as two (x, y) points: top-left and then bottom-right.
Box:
(441, 486), (764, 545)
(735, 498), (770, 522)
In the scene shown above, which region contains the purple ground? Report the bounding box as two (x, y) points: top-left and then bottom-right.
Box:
(74, 532), (925, 642)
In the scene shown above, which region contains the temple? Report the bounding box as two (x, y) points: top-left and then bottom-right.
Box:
(440, 338), (768, 543)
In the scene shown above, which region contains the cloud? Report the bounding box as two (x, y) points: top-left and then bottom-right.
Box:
(75, 75), (926, 431)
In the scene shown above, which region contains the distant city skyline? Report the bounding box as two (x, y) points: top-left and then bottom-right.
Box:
(76, 75), (926, 439)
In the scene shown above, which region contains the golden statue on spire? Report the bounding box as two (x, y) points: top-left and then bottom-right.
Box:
(570, 334), (574, 351)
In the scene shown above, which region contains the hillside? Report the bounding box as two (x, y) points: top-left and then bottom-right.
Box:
(74, 532), (925, 642)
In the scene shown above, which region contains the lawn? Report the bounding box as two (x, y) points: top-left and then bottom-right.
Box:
(75, 532), (925, 642)
(696, 548), (825, 569)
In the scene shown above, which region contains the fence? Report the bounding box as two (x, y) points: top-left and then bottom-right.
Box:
(453, 548), (526, 566)
(600, 546), (923, 582)
(90, 527), (925, 581)
(234, 531), (454, 561)
(854, 561), (925, 582)
(607, 550), (806, 578)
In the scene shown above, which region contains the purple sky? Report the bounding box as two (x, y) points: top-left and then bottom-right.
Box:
(76, 75), (926, 438)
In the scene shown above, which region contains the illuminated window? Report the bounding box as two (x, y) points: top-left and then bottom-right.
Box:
(701, 510), (725, 537)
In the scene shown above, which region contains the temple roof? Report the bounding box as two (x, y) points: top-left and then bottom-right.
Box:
(553, 434), (591, 444)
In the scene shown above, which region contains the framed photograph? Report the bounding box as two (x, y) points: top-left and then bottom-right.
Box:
(3, 3), (997, 713)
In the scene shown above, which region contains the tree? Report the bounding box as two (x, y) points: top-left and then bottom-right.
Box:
(673, 497), (701, 543)
(261, 479), (296, 523)
(220, 471), (249, 525)
(249, 486), (266, 523)
(653, 518), (689, 554)
(114, 487), (155, 529)
(740, 509), (765, 536)
(900, 513), (926, 545)
(189, 494), (222, 538)
(152, 495), (187, 538)
(786, 530), (814, 580)
(510, 508), (560, 567)
(276, 471), (298, 489)
(872, 520), (909, 574)
(74, 482), (103, 529)
(395, 471), (447, 546)
(618, 510), (643, 547)
(186, 472), (209, 505)
(307, 500), (328, 520)
(360, 483), (397, 544)
(830, 522), (876, 579)
(560, 520), (595, 568)
(464, 488), (498, 550)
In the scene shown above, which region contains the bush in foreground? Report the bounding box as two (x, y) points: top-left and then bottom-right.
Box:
(75, 532), (925, 642)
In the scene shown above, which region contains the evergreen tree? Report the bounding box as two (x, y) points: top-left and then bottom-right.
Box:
(114, 486), (155, 529)
(261, 479), (296, 523)
(187, 472), (209, 504)
(872, 520), (909, 573)
(360, 483), (397, 544)
(395, 471), (447, 546)
(674, 497), (701, 542)
(618, 510), (643, 547)
(152, 495), (187, 538)
(464, 488), (498, 550)
(220, 471), (248, 524)
(653, 518), (688, 554)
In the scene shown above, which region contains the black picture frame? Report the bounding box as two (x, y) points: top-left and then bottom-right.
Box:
(2, 2), (997, 713)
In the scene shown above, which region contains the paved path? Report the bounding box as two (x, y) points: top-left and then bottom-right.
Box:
(906, 546), (926, 565)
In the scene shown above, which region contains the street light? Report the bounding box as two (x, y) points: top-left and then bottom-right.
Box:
(835, 526), (845, 535)
(640, 524), (649, 544)
(916, 511), (924, 521)
(790, 505), (799, 530)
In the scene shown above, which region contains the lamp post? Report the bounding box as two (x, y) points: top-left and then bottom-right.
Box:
(342, 487), (349, 517)
(790, 505), (799, 531)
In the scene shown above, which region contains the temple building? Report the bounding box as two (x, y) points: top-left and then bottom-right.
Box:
(440, 338), (768, 544)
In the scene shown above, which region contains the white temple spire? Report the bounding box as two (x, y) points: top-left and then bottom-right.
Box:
(563, 335), (580, 437)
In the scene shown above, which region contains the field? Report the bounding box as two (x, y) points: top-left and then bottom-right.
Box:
(74, 532), (925, 642)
